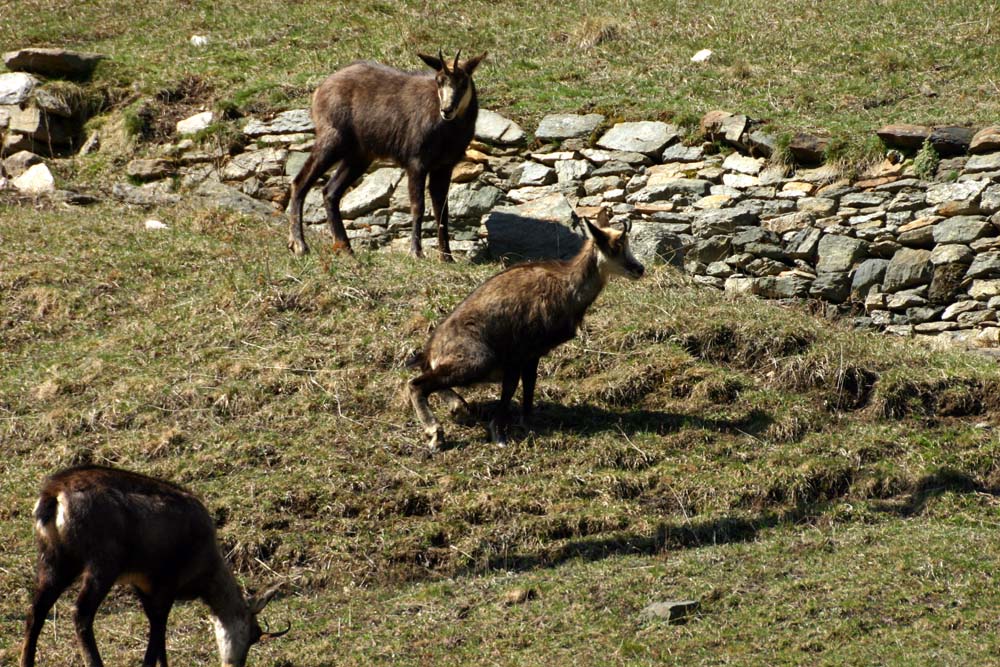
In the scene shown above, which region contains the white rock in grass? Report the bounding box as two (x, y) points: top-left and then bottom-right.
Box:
(144, 219), (169, 230)
(190, 35), (210, 47)
(177, 111), (214, 136)
(690, 49), (713, 63)
(12, 163), (54, 194)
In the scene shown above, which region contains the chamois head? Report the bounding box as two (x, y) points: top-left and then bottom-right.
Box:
(418, 49), (486, 121)
(584, 217), (645, 280)
(216, 584), (288, 667)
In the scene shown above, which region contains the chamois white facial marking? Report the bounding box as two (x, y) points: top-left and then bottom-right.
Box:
(437, 76), (470, 121)
(214, 615), (251, 667)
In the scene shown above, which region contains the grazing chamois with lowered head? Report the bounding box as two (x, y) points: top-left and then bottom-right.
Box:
(287, 50), (486, 260)
(408, 216), (645, 450)
(21, 465), (288, 667)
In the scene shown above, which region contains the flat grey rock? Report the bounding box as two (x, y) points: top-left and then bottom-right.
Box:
(535, 113), (604, 141)
(0, 72), (37, 105)
(475, 110), (526, 146)
(243, 109), (314, 137)
(596, 121), (679, 157)
(3, 48), (105, 78)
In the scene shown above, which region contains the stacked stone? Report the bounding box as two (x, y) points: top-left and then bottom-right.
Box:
(62, 102), (1000, 352)
(0, 49), (104, 156)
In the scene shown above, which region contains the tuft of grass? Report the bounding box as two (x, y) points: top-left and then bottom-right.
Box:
(913, 139), (941, 180)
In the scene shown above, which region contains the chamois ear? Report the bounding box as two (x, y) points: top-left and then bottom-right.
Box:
(583, 217), (611, 249)
(462, 52), (487, 75)
(248, 582), (283, 614)
(418, 52), (445, 71)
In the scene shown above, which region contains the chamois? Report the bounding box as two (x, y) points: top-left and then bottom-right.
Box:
(408, 216), (645, 450)
(287, 49), (486, 260)
(20, 465), (288, 667)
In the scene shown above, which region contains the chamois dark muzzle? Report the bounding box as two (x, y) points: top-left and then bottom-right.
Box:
(625, 259), (645, 280)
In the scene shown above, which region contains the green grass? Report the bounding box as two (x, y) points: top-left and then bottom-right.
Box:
(5, 3), (1000, 663)
(2, 201), (1000, 665)
(5, 0), (1000, 156)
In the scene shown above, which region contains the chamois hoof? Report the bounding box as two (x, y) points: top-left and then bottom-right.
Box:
(426, 426), (445, 452)
(488, 420), (508, 448)
(288, 238), (309, 256)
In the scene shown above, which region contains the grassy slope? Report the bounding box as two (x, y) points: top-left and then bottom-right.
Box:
(4, 1), (1000, 155)
(5, 2), (1000, 664)
(2, 203), (1000, 665)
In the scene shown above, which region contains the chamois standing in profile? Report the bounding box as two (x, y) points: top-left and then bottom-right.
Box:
(287, 49), (486, 260)
(408, 216), (645, 450)
(20, 465), (288, 667)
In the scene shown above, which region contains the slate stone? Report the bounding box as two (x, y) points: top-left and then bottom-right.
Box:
(692, 209), (758, 238)
(930, 244), (974, 265)
(243, 109), (315, 137)
(816, 235), (868, 273)
(883, 248), (933, 292)
(596, 121), (679, 157)
(554, 159), (593, 183)
(932, 216), (993, 244)
(629, 222), (685, 266)
(627, 178), (712, 204)
(475, 110), (526, 146)
(810, 273), (851, 303)
(221, 148), (288, 181)
(516, 161), (556, 186)
(928, 126), (975, 157)
(970, 128), (1000, 154)
(640, 601), (699, 623)
(722, 153), (764, 175)
(126, 158), (175, 182)
(660, 144), (705, 162)
(447, 183), (502, 219)
(970, 280), (1000, 300)
(687, 236), (732, 264)
(341, 167), (403, 218)
(929, 263), (968, 304)
(966, 251), (1000, 279)
(785, 226), (822, 260)
(876, 124), (930, 150)
(3, 48), (105, 78)
(851, 258), (890, 298)
(195, 178), (278, 219)
(112, 181), (182, 207)
(788, 133), (829, 164)
(535, 113), (604, 141)
(754, 273), (813, 298)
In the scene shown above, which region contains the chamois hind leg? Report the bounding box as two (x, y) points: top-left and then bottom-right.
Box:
(137, 590), (174, 667)
(21, 554), (80, 667)
(428, 167), (454, 262)
(520, 357), (540, 425)
(406, 167), (428, 258)
(409, 357), (494, 451)
(489, 367), (521, 446)
(73, 568), (115, 667)
(323, 159), (369, 254)
(287, 134), (341, 256)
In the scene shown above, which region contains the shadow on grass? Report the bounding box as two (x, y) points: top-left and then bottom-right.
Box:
(871, 467), (1000, 517)
(448, 400), (774, 448)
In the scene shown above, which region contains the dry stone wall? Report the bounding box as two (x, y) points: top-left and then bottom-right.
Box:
(7, 88), (1000, 354)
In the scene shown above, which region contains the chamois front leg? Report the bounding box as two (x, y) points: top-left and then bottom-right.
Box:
(429, 168), (454, 262)
(489, 367), (521, 446)
(73, 570), (116, 667)
(287, 136), (339, 256)
(137, 591), (174, 667)
(407, 167), (428, 258)
(408, 373), (445, 451)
